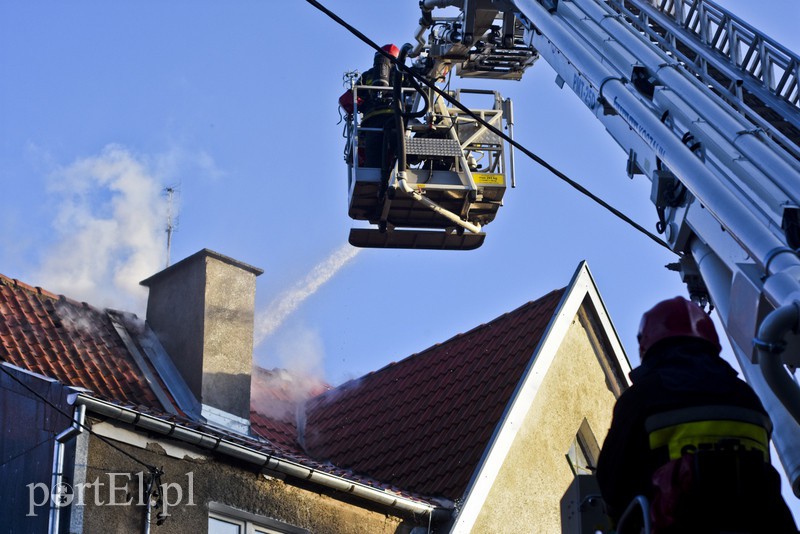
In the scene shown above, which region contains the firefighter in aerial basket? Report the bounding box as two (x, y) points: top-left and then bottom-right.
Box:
(338, 43), (401, 170)
(596, 296), (797, 533)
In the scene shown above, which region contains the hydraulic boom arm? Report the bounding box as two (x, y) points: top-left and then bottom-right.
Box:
(410, 0), (800, 494)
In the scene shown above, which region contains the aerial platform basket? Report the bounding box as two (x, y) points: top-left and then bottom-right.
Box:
(343, 86), (515, 250)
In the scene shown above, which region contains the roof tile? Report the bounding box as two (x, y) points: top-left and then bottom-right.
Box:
(304, 288), (564, 500)
(2, 269), (568, 506)
(0, 274), (168, 409)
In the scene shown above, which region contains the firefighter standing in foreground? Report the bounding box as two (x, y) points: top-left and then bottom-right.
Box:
(596, 297), (797, 533)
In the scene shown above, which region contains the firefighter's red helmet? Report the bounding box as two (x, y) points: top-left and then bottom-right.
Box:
(638, 296), (721, 359)
(379, 44), (400, 58)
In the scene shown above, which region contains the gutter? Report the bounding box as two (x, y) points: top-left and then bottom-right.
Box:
(70, 393), (450, 521)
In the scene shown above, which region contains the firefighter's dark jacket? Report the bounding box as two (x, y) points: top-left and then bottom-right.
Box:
(595, 340), (773, 523)
(338, 63), (397, 121)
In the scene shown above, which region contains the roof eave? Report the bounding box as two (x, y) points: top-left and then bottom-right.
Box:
(71, 393), (450, 521)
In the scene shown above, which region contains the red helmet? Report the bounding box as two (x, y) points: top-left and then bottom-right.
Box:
(378, 44), (400, 58)
(637, 296), (721, 359)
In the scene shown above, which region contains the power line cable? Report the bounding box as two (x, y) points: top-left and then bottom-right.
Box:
(0, 362), (159, 473)
(305, 0), (674, 252)
(0, 436), (53, 469)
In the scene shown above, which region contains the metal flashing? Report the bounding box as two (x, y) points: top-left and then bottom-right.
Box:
(136, 326), (204, 420)
(202, 403), (251, 435)
(107, 312), (178, 415)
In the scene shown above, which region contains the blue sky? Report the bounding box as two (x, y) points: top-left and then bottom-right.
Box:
(1, 0), (799, 511)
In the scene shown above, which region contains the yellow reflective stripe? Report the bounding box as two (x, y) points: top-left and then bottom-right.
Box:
(648, 420), (769, 461)
(645, 406), (771, 434)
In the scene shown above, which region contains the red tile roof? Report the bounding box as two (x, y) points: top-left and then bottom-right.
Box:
(0, 272), (428, 502)
(0, 274), (168, 409)
(303, 288), (565, 500)
(1, 268), (569, 505)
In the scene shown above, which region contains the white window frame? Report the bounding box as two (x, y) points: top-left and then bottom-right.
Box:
(566, 417), (601, 476)
(208, 502), (309, 534)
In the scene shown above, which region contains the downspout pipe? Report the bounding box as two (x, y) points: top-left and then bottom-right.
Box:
(70, 394), (449, 521)
(49, 403), (86, 534)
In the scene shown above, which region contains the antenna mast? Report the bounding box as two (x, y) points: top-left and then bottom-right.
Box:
(165, 187), (177, 268)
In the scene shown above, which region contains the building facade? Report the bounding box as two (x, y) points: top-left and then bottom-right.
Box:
(0, 250), (629, 533)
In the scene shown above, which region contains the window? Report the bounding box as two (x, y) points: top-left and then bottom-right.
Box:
(208, 503), (309, 534)
(209, 516), (244, 534)
(566, 418), (601, 476)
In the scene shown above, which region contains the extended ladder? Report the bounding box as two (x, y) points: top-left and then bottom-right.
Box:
(608, 0), (800, 160)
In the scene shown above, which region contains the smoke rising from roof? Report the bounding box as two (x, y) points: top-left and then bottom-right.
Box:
(34, 145), (168, 312)
(251, 325), (329, 415)
(253, 243), (360, 346)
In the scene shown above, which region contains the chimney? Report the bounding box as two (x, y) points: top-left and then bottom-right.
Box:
(140, 249), (263, 433)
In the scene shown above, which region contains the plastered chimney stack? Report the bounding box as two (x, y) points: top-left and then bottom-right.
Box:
(140, 249), (263, 432)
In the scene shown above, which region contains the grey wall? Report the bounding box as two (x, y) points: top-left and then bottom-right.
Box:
(79, 425), (428, 534)
(141, 250), (262, 420)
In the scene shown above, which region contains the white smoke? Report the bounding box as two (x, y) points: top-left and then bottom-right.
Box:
(270, 324), (326, 381)
(35, 145), (168, 312)
(252, 243), (360, 448)
(254, 243), (360, 346)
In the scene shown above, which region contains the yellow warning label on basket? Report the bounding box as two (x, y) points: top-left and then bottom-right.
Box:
(473, 173), (505, 185)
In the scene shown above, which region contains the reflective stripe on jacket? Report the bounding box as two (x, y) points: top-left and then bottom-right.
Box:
(645, 405), (771, 463)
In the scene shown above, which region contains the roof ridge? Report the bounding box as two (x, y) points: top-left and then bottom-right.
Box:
(0, 272), (113, 314)
(0, 272), (62, 301)
(318, 287), (566, 401)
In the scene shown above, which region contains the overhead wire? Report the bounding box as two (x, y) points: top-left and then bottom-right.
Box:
(0, 436), (53, 469)
(305, 0), (675, 252)
(0, 362), (160, 473)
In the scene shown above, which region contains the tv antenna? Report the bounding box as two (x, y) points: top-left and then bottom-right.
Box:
(164, 186), (180, 267)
